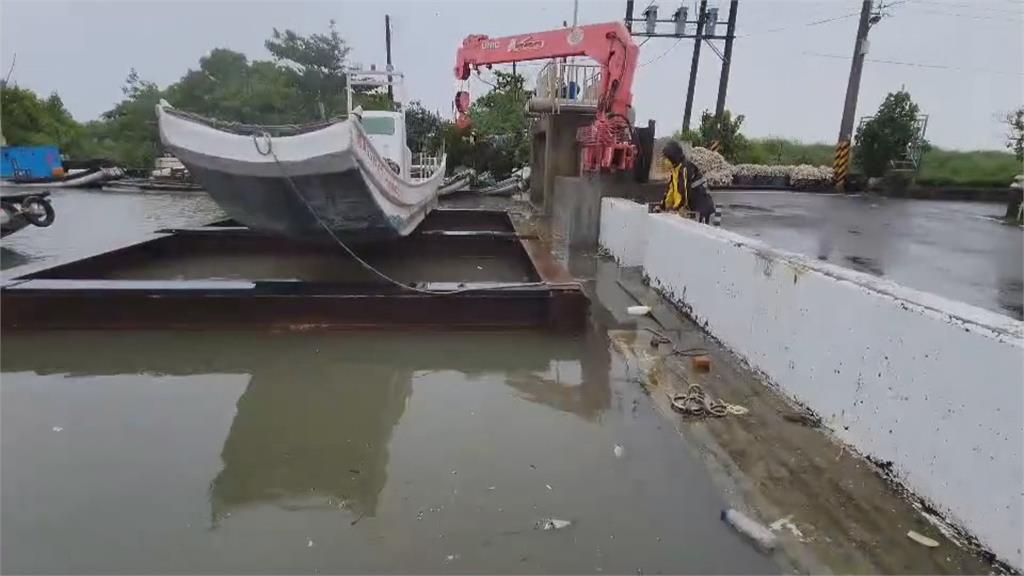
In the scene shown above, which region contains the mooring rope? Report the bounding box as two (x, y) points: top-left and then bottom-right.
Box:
(669, 384), (748, 418)
(251, 132), (582, 296)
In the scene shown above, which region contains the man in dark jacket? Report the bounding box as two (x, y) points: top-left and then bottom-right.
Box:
(659, 140), (716, 224)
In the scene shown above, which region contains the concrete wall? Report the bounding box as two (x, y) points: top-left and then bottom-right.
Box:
(552, 176), (604, 249)
(599, 197), (649, 266)
(530, 113), (593, 214)
(600, 198), (1024, 569)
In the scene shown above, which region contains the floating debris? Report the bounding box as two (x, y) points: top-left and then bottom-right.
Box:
(51, 426), (63, 432)
(768, 515), (806, 541)
(626, 305), (651, 316)
(721, 509), (777, 553)
(907, 530), (940, 548)
(613, 444), (625, 459)
(307, 539), (315, 548)
(537, 518), (572, 531)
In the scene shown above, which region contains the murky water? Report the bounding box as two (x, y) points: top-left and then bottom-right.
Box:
(719, 191), (1024, 319)
(2, 331), (776, 574)
(1, 190), (777, 574)
(1, 189), (222, 273)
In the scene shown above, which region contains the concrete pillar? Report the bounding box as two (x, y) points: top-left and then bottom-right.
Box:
(552, 174), (610, 249)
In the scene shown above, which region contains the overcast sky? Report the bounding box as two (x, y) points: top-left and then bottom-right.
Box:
(2, 0), (1022, 150)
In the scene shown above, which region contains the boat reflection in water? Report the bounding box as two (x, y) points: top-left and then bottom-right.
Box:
(1, 329), (611, 527)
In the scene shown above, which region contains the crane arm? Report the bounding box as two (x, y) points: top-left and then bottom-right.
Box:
(453, 22), (638, 119)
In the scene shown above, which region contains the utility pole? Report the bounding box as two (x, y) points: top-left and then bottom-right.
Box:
(834, 0), (875, 192)
(385, 14), (394, 101)
(682, 0), (708, 133)
(624, 0), (634, 32)
(714, 0), (738, 119)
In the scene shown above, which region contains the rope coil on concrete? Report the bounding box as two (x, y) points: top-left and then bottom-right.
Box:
(669, 384), (748, 418)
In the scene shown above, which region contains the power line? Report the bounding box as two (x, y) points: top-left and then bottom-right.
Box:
(737, 10), (862, 37)
(638, 37), (682, 67)
(803, 50), (1024, 76)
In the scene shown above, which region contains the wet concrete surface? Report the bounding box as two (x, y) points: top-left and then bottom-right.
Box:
(716, 191), (1023, 319)
(592, 263), (1001, 575)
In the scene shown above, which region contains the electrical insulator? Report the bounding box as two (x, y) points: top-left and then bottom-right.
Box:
(704, 7), (718, 36)
(642, 4), (658, 34)
(673, 5), (688, 35)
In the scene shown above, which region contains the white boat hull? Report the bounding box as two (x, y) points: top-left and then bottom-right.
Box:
(156, 102), (446, 241)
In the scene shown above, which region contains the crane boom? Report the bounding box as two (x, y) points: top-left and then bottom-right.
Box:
(453, 22), (640, 172)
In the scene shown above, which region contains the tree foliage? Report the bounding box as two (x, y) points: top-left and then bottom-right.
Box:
(1005, 106), (1024, 162)
(853, 89), (923, 178)
(404, 101), (444, 155)
(460, 71), (531, 176)
(0, 84), (83, 155)
(265, 19), (348, 119)
(673, 109), (749, 161)
(1, 24), (533, 177)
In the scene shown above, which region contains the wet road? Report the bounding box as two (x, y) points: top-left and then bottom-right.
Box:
(1, 191), (777, 574)
(717, 191), (1024, 319)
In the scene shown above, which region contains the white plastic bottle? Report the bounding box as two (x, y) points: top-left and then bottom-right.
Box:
(721, 508), (778, 553)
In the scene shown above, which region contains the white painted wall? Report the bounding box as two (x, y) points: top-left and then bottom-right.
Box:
(600, 199), (1024, 569)
(598, 198), (649, 267)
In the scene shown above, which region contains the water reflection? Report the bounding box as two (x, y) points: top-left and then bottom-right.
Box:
(1, 330), (612, 524)
(209, 361), (412, 523)
(503, 326), (611, 420)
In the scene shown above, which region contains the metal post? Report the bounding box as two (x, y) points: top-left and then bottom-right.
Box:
(385, 14), (394, 101)
(714, 0), (738, 119)
(682, 0), (708, 133)
(572, 0), (579, 27)
(625, 0), (635, 32)
(835, 0), (873, 191)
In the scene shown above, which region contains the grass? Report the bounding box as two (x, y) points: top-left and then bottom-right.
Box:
(915, 148), (1021, 188)
(734, 138), (1021, 188)
(736, 138), (836, 167)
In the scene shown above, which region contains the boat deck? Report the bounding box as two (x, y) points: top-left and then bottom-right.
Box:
(1, 209), (587, 331)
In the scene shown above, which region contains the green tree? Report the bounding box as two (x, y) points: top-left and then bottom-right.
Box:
(82, 68), (165, 170)
(265, 19), (349, 119)
(404, 101), (444, 154)
(467, 71), (531, 176)
(1005, 106), (1024, 162)
(673, 110), (748, 160)
(0, 84), (83, 154)
(853, 89), (922, 177)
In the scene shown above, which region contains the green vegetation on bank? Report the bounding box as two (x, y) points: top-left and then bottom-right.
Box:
(675, 91), (1021, 188)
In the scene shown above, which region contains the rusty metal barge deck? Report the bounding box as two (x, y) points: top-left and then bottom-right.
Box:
(1, 209), (587, 331)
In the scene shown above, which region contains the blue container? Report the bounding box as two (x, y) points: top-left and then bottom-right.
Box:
(1, 146), (63, 181)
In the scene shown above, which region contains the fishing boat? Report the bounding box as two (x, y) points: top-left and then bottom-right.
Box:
(155, 69), (447, 242)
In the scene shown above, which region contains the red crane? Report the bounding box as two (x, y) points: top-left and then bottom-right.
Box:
(453, 22), (640, 172)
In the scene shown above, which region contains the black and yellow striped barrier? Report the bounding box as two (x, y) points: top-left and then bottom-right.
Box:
(833, 140), (851, 191)
(709, 140), (721, 154)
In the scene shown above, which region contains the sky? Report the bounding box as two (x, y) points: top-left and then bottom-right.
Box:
(1, 0), (1022, 150)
